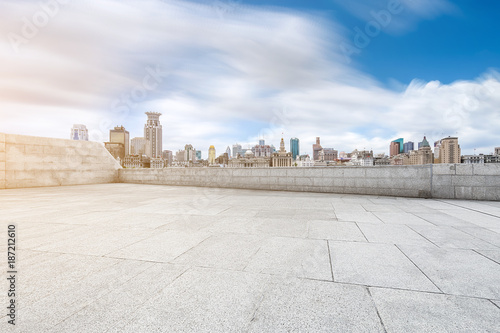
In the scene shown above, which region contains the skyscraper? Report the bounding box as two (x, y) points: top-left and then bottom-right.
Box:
(71, 124), (88, 141)
(130, 137), (150, 156)
(225, 146), (232, 159)
(403, 141), (414, 153)
(313, 137), (323, 161)
(144, 112), (162, 158)
(208, 145), (216, 164)
(259, 139), (265, 146)
(290, 138), (299, 160)
(440, 137), (461, 164)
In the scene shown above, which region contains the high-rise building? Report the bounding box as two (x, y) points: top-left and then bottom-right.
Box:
(71, 124), (88, 141)
(408, 136), (433, 165)
(434, 140), (442, 163)
(162, 150), (173, 166)
(225, 146), (232, 159)
(130, 137), (150, 156)
(440, 137), (461, 164)
(110, 125), (129, 155)
(313, 137), (323, 161)
(144, 112), (162, 158)
(196, 150), (202, 160)
(251, 141), (273, 157)
(290, 138), (299, 160)
(390, 138), (404, 156)
(208, 145), (216, 164)
(259, 139), (265, 146)
(495, 147), (500, 156)
(403, 141), (414, 153)
(232, 144), (244, 158)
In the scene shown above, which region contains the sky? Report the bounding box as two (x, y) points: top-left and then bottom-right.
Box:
(1, 0), (499, 158)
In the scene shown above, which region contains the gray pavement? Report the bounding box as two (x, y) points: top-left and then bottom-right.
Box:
(0, 183), (499, 332)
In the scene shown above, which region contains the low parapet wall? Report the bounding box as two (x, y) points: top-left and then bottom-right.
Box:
(0, 133), (121, 189)
(119, 164), (500, 200)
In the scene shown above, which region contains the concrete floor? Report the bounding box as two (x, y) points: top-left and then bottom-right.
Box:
(0, 183), (499, 332)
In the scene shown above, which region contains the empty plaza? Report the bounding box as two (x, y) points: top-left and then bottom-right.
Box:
(0, 183), (499, 332)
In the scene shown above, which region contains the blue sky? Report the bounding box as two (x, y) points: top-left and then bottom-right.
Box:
(1, 0), (499, 157)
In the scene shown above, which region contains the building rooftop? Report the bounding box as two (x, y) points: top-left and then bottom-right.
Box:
(1, 184), (499, 332)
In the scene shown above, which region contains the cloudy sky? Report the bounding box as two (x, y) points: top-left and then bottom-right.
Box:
(1, 0), (499, 157)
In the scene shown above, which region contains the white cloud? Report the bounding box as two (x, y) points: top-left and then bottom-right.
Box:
(0, 0), (498, 156)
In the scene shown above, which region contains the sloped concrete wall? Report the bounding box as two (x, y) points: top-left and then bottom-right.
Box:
(119, 164), (500, 200)
(0, 133), (121, 189)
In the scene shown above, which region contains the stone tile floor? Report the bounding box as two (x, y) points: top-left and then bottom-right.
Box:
(0, 183), (499, 332)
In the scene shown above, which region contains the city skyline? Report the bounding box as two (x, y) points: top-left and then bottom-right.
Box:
(2, 0), (499, 155)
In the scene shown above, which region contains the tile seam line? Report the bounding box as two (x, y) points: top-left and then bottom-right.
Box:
(435, 199), (500, 219)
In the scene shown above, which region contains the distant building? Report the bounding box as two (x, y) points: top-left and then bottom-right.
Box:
(150, 158), (165, 169)
(374, 155), (390, 166)
(462, 154), (500, 164)
(232, 144), (244, 158)
(144, 112), (162, 158)
(208, 145), (216, 164)
(131, 137), (150, 156)
(71, 124), (88, 141)
(225, 146), (232, 159)
(350, 150), (373, 166)
(251, 140), (273, 157)
(123, 155), (150, 168)
(312, 137), (323, 161)
(407, 136), (433, 165)
(110, 125), (129, 156)
(228, 150), (270, 168)
(390, 138), (403, 157)
(290, 138), (300, 160)
(215, 153), (229, 166)
(196, 150), (202, 160)
(296, 156), (314, 167)
(162, 150), (173, 166)
(323, 148), (338, 162)
(495, 147), (500, 156)
(440, 137), (461, 164)
(403, 141), (414, 153)
(434, 140), (442, 163)
(104, 142), (125, 162)
(271, 138), (293, 167)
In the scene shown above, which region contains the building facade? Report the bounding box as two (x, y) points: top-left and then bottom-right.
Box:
(440, 137), (461, 164)
(228, 150), (270, 168)
(110, 126), (129, 156)
(71, 124), (88, 141)
(403, 141), (414, 153)
(312, 137), (323, 161)
(271, 138), (293, 167)
(130, 137), (150, 156)
(144, 112), (162, 158)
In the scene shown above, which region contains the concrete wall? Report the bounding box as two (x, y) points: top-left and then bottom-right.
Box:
(119, 164), (500, 200)
(0, 133), (121, 189)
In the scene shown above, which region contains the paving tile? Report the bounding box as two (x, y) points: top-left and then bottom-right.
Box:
(370, 287), (500, 333)
(329, 242), (439, 292)
(373, 212), (434, 226)
(399, 245), (500, 299)
(244, 237), (332, 281)
(409, 225), (498, 250)
(357, 223), (435, 246)
(249, 278), (385, 332)
(308, 220), (366, 242)
(336, 211), (383, 224)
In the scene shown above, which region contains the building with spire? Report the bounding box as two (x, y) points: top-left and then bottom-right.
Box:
(144, 112), (162, 158)
(271, 138), (293, 167)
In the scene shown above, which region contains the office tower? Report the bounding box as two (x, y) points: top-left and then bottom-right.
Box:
(495, 147), (500, 156)
(259, 139), (265, 146)
(433, 140), (442, 163)
(403, 141), (414, 153)
(144, 112), (162, 158)
(440, 137), (461, 164)
(225, 146), (231, 159)
(232, 144), (243, 158)
(390, 138), (404, 157)
(290, 138), (299, 160)
(208, 145), (216, 164)
(185, 144), (195, 162)
(196, 150), (202, 160)
(71, 124), (88, 141)
(106, 126), (129, 160)
(131, 137), (150, 156)
(313, 137), (323, 161)
(162, 150), (173, 166)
